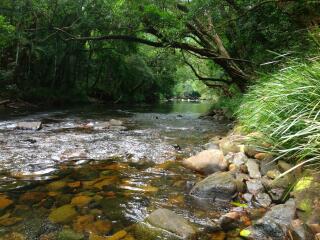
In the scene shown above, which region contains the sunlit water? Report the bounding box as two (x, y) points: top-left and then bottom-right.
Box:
(0, 101), (232, 239)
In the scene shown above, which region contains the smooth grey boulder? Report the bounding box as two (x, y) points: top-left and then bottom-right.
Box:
(146, 209), (196, 239)
(190, 172), (238, 200)
(183, 149), (228, 174)
(16, 121), (42, 130)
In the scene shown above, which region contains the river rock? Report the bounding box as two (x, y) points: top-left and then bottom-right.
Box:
(203, 142), (219, 150)
(71, 195), (92, 207)
(253, 192), (272, 208)
(266, 169), (281, 179)
(243, 193), (253, 203)
(57, 229), (84, 240)
(48, 204), (77, 224)
(254, 152), (272, 161)
(183, 149), (228, 174)
(290, 219), (314, 240)
(246, 159), (261, 179)
(219, 211), (242, 231)
(109, 119), (123, 126)
(246, 179), (264, 195)
(16, 121), (42, 130)
(0, 195), (13, 210)
(260, 159), (278, 176)
(268, 188), (286, 203)
(190, 171), (239, 200)
(231, 152), (248, 167)
(145, 208), (196, 239)
(241, 199), (296, 240)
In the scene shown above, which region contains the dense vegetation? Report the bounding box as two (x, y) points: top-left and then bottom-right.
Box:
(1, 0), (320, 167)
(0, 0), (319, 104)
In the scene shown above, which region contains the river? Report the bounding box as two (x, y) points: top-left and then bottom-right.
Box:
(0, 101), (231, 239)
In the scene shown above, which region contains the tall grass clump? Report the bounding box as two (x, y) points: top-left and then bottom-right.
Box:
(238, 61), (320, 172)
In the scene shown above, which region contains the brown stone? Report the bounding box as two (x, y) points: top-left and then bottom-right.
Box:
(71, 195), (93, 207)
(0, 195), (13, 210)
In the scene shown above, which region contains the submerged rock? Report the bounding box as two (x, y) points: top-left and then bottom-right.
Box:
(57, 229), (84, 240)
(183, 149), (228, 174)
(190, 171), (239, 200)
(16, 121), (42, 130)
(48, 204), (77, 224)
(0, 195), (13, 210)
(145, 208), (196, 239)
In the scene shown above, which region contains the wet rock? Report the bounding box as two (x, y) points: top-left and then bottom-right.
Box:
(0, 232), (26, 240)
(48, 204), (77, 224)
(60, 149), (88, 160)
(245, 159), (261, 179)
(0, 216), (23, 226)
(266, 169), (281, 179)
(246, 179), (264, 195)
(253, 193), (272, 208)
(219, 211), (242, 231)
(183, 149), (228, 174)
(47, 181), (67, 191)
(203, 142), (219, 150)
(146, 208), (196, 239)
(290, 219), (314, 240)
(241, 199), (296, 240)
(57, 229), (84, 240)
(73, 215), (112, 235)
(0, 195), (13, 210)
(190, 172), (238, 200)
(16, 121), (42, 130)
(71, 195), (93, 207)
(109, 119), (123, 126)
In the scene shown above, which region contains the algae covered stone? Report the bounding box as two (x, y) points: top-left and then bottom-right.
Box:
(146, 208), (196, 239)
(49, 204), (77, 223)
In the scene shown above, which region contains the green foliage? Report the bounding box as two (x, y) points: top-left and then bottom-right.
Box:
(0, 15), (14, 49)
(238, 61), (320, 170)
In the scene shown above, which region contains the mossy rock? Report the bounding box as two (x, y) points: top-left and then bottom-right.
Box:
(48, 204), (77, 224)
(57, 229), (84, 240)
(129, 222), (181, 240)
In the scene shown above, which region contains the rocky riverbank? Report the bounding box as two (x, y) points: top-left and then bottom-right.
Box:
(0, 104), (319, 240)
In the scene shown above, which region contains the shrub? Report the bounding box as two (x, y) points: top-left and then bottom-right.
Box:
(238, 61), (320, 172)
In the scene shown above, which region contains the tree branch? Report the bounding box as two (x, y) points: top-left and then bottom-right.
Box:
(181, 51), (229, 83)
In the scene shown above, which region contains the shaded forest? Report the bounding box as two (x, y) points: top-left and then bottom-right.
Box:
(0, 0), (319, 104)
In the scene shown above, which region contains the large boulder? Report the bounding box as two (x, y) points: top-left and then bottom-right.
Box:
(241, 199), (296, 240)
(16, 121), (42, 130)
(183, 150), (228, 174)
(190, 172), (240, 200)
(145, 209), (196, 239)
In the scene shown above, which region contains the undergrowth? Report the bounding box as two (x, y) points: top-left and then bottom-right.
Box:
(238, 60), (320, 172)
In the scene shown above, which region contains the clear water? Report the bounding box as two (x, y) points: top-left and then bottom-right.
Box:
(0, 101), (232, 239)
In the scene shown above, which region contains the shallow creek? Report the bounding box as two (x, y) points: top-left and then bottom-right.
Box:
(0, 102), (232, 239)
